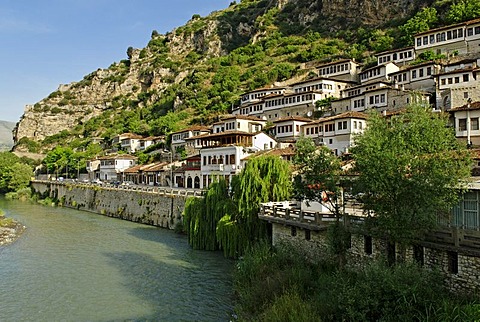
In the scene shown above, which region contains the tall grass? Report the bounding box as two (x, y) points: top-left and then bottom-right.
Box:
(234, 243), (480, 321)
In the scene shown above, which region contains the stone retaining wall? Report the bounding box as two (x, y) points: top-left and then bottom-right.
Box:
(271, 222), (480, 294)
(31, 181), (189, 229)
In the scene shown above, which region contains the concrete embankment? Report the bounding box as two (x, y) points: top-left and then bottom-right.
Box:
(31, 181), (199, 229)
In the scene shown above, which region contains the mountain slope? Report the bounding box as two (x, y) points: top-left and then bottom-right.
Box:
(13, 0), (444, 152)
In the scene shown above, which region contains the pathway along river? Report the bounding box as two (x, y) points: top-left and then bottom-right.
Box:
(0, 198), (233, 321)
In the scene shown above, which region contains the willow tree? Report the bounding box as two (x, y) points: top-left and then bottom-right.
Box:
(351, 103), (472, 243)
(183, 179), (235, 250)
(217, 155), (292, 258)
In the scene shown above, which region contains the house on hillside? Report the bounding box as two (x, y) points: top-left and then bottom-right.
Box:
(88, 154), (136, 182)
(198, 130), (277, 189)
(272, 116), (312, 142)
(435, 58), (480, 111)
(301, 111), (368, 156)
(414, 18), (480, 55)
(171, 126), (211, 156)
(316, 59), (362, 82)
(375, 47), (415, 66)
(449, 100), (480, 146)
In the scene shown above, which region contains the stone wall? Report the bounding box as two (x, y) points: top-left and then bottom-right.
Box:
(271, 222), (480, 294)
(31, 181), (188, 229)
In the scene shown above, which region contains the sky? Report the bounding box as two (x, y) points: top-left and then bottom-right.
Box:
(0, 0), (233, 122)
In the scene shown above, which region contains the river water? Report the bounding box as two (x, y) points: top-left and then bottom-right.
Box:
(0, 198), (234, 322)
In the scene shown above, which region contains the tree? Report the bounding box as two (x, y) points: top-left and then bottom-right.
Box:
(293, 137), (350, 261)
(446, 0), (480, 23)
(217, 155), (292, 258)
(351, 103), (472, 243)
(399, 7), (438, 46)
(5, 163), (32, 191)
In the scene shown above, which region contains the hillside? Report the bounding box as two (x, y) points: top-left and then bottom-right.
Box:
(13, 0), (462, 153)
(0, 121), (15, 151)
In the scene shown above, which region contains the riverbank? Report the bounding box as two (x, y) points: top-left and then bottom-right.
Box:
(0, 218), (25, 246)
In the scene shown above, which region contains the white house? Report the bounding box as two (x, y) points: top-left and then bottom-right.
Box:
(375, 47), (415, 66)
(272, 116), (312, 141)
(435, 58), (480, 111)
(301, 111), (368, 155)
(316, 59), (362, 82)
(390, 61), (442, 94)
(198, 131), (277, 189)
(93, 155), (137, 182)
(449, 100), (480, 146)
(359, 62), (399, 85)
(120, 133), (143, 153)
(171, 126), (211, 156)
(414, 18), (480, 55)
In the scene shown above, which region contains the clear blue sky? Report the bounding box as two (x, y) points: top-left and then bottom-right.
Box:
(0, 0), (232, 122)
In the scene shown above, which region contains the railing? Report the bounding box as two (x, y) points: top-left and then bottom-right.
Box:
(259, 201), (366, 230)
(31, 180), (205, 197)
(424, 227), (480, 250)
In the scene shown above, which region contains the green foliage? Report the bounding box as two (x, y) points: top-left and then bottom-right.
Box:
(293, 137), (342, 213)
(446, 0), (480, 23)
(234, 243), (480, 321)
(184, 155), (291, 258)
(183, 179), (233, 250)
(399, 7), (438, 46)
(351, 103), (472, 242)
(16, 137), (41, 153)
(0, 152), (33, 193)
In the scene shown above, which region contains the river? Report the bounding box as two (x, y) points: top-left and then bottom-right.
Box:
(0, 198), (234, 322)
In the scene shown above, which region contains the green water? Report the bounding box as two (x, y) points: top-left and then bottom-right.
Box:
(0, 199), (233, 321)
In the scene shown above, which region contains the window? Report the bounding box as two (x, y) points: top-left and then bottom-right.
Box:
(427, 67), (432, 75)
(305, 229), (311, 241)
(459, 118), (467, 131)
(455, 77), (460, 83)
(463, 74), (469, 82)
(468, 27), (474, 36)
(464, 92), (470, 99)
(430, 34), (435, 44)
(448, 251), (458, 274)
(416, 38), (422, 46)
(472, 118), (479, 131)
(291, 226), (297, 237)
(423, 36), (428, 45)
(476, 26), (480, 34)
(412, 70), (417, 79)
(364, 235), (373, 255)
(419, 68), (424, 77)
(413, 245), (424, 266)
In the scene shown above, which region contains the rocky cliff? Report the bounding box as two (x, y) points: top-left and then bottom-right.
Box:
(13, 0), (435, 150)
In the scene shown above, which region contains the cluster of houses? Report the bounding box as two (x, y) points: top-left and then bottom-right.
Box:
(87, 18), (480, 192)
(81, 18), (480, 291)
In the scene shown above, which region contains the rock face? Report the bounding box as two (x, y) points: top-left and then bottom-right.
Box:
(13, 0), (432, 148)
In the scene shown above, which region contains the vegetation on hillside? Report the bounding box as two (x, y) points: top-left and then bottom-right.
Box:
(15, 0), (480, 155)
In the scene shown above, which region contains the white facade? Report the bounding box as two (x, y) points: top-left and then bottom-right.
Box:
(171, 126), (210, 155)
(96, 156), (136, 181)
(301, 112), (367, 155)
(414, 18), (480, 55)
(376, 47), (415, 65)
(199, 132), (276, 189)
(359, 62), (399, 84)
(450, 102), (480, 146)
(273, 117), (312, 141)
(316, 59), (362, 82)
(212, 115), (266, 134)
